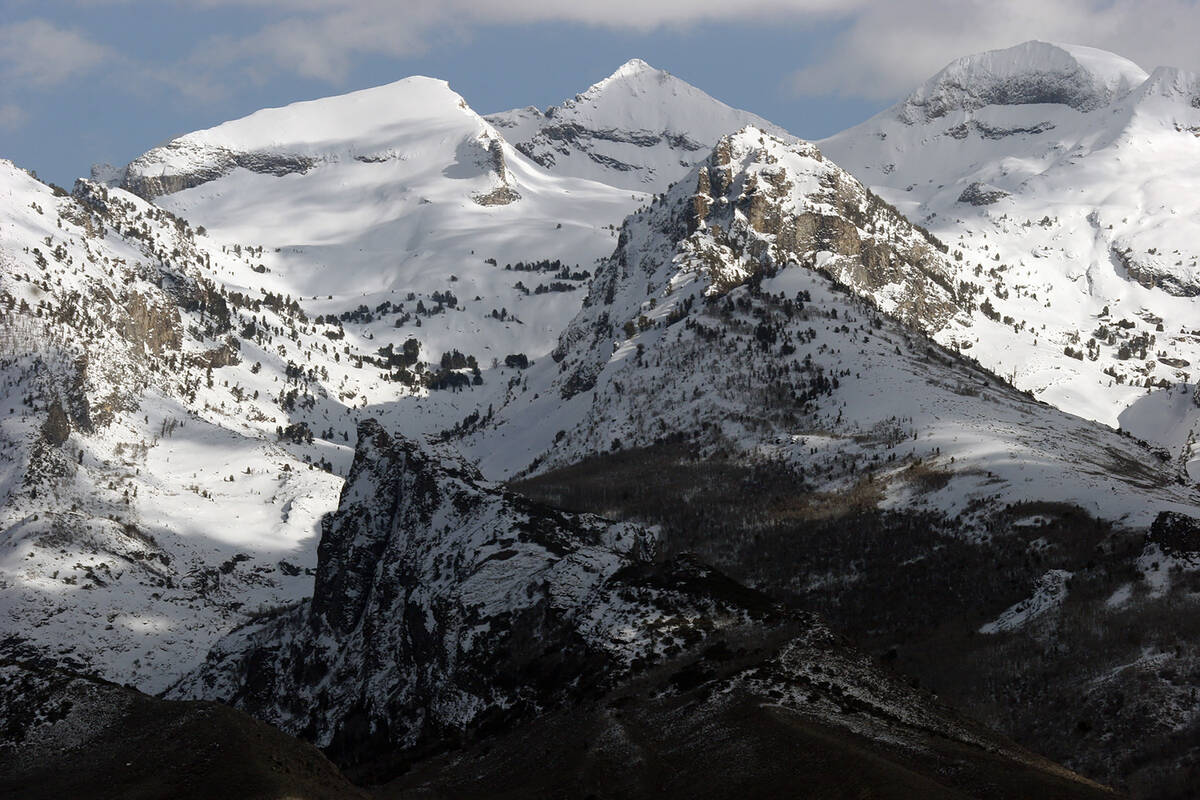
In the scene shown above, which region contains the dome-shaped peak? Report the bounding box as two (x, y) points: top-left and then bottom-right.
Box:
(168, 76), (479, 154)
(900, 40), (1148, 122)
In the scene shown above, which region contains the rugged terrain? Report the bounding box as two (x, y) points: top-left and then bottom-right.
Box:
(0, 662), (366, 799)
(171, 419), (1116, 799)
(473, 124), (1200, 794)
(3, 43), (1200, 799)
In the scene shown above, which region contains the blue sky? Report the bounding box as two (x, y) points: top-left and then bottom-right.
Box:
(2, 0), (1197, 187)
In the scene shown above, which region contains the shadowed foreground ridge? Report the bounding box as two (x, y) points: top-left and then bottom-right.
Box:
(0, 662), (367, 800)
(162, 420), (1115, 798)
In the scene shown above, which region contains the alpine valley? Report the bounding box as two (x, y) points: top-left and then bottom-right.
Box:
(4, 42), (1200, 799)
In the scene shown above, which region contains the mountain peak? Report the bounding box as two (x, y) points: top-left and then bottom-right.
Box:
(608, 57), (657, 79)
(900, 40), (1148, 122)
(572, 57), (679, 106)
(157, 75), (471, 154)
(120, 75), (499, 200)
(486, 59), (787, 192)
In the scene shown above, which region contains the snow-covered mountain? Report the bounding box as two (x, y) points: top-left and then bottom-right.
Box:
(7, 44), (1200, 798)
(0, 61), (800, 694)
(116, 63), (784, 379)
(120, 76), (643, 371)
(473, 125), (1200, 794)
(472, 127), (1195, 529)
(820, 40), (1200, 475)
(487, 58), (788, 192)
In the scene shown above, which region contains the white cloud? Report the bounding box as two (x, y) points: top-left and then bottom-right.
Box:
(0, 19), (114, 87)
(143, 0), (1200, 99)
(172, 0), (858, 82)
(787, 0), (1200, 99)
(12, 1), (1200, 103)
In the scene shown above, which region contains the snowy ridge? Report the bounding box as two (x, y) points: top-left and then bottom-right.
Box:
(488, 59), (788, 192)
(122, 76), (648, 373)
(123, 78), (508, 198)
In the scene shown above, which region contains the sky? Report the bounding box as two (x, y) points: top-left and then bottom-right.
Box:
(1, 0), (1198, 187)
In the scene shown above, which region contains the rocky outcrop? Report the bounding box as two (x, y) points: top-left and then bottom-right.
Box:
(557, 127), (960, 401)
(122, 147), (316, 201)
(472, 186), (521, 206)
(958, 181), (1010, 206)
(40, 400), (70, 447)
(174, 420), (665, 771)
(1111, 245), (1200, 297)
(470, 137), (521, 206)
(120, 292), (182, 355)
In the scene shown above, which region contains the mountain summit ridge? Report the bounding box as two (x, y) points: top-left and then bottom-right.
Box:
(488, 58), (787, 191)
(899, 40), (1148, 122)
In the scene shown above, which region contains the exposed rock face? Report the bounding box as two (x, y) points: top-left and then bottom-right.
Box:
(958, 181), (1010, 206)
(898, 41), (1147, 123)
(557, 127), (960, 400)
(120, 292), (182, 355)
(121, 147), (316, 201)
(40, 400), (70, 447)
(309, 420), (436, 634)
(1111, 244), (1200, 297)
(174, 420), (670, 771)
(472, 186), (521, 206)
(470, 137), (521, 206)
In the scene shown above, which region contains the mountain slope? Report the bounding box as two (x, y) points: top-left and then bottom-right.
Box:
(0, 663), (366, 800)
(819, 41), (1200, 475)
(121, 77), (646, 371)
(0, 161), (361, 690)
(470, 127), (1194, 531)
(463, 125), (1200, 796)
(487, 59), (789, 192)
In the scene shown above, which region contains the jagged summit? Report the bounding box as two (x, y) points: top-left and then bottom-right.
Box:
(487, 59), (787, 192)
(900, 40), (1148, 121)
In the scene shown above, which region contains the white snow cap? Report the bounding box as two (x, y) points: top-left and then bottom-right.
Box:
(164, 76), (477, 154)
(551, 57), (785, 139)
(901, 40), (1149, 121)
